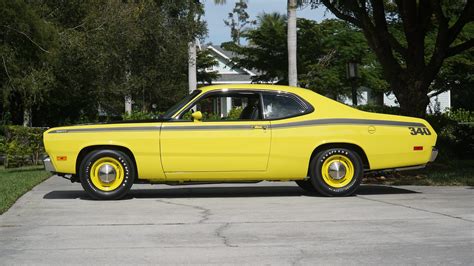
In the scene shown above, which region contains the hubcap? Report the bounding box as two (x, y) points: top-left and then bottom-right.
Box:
(98, 164), (117, 184)
(328, 161), (346, 180)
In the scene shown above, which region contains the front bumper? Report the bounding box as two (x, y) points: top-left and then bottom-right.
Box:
(43, 156), (56, 172)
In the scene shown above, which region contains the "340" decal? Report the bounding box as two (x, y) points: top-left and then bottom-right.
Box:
(408, 127), (431, 135)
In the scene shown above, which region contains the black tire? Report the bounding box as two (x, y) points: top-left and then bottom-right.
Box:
(309, 148), (363, 197)
(79, 149), (135, 200)
(295, 179), (318, 193)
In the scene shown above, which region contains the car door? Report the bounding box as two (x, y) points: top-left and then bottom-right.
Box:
(160, 90), (271, 173)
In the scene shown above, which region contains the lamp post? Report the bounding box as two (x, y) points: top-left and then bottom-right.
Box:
(346, 61), (359, 106)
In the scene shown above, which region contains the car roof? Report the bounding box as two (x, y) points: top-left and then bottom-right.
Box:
(198, 84), (313, 95)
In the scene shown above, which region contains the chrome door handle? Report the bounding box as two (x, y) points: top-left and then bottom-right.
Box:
(252, 125), (267, 130)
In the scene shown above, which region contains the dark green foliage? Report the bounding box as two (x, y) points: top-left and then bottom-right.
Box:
(197, 49), (220, 84)
(224, 15), (388, 100)
(427, 109), (474, 160)
(310, 1), (473, 117)
(1, 0), (207, 126)
(3, 126), (46, 168)
(223, 13), (288, 83)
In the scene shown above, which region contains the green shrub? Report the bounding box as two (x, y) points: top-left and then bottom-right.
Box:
(356, 104), (402, 115)
(446, 108), (473, 123)
(4, 126), (46, 168)
(227, 107), (243, 120)
(0, 126), (5, 155)
(122, 111), (163, 120)
(427, 109), (473, 160)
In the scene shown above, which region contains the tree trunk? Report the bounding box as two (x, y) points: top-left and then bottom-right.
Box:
(392, 79), (431, 117)
(287, 0), (297, 87)
(23, 107), (31, 127)
(188, 41), (197, 93)
(124, 95), (132, 114)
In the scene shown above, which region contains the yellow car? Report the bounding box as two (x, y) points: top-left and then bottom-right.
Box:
(43, 84), (438, 199)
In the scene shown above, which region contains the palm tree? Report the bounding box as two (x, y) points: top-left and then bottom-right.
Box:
(287, 0), (297, 86)
(188, 41), (197, 93)
(211, 0), (298, 87)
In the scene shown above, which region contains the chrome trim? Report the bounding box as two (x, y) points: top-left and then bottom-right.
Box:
(43, 156), (56, 172)
(430, 148), (438, 162)
(49, 126), (160, 134)
(394, 165), (426, 171)
(162, 124), (258, 131)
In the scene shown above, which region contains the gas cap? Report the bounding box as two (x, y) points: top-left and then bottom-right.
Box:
(368, 126), (376, 134)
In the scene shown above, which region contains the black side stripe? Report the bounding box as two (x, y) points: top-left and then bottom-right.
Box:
(48, 118), (425, 133)
(271, 118), (425, 129)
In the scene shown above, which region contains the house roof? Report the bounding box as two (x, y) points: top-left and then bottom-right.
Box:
(201, 44), (260, 84)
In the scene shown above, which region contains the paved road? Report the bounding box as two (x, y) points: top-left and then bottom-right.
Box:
(0, 177), (473, 265)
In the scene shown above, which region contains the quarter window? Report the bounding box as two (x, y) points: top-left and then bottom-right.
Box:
(262, 93), (309, 119)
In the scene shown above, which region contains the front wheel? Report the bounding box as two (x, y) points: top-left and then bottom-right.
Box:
(79, 149), (135, 200)
(309, 148), (363, 196)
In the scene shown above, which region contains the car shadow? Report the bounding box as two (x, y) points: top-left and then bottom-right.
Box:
(43, 184), (419, 200)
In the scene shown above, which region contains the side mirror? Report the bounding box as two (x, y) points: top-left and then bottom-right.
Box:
(191, 111), (202, 122)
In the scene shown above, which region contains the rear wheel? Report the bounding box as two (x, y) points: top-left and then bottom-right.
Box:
(309, 148), (363, 196)
(79, 149), (135, 200)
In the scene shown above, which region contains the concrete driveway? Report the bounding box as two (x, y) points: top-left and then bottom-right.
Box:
(0, 177), (473, 265)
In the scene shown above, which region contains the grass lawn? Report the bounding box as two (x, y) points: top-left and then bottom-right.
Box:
(0, 166), (50, 214)
(364, 159), (474, 186)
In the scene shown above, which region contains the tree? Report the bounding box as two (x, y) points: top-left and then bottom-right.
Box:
(299, 19), (388, 101)
(224, 0), (256, 45)
(311, 0), (474, 117)
(1, 0), (56, 126)
(223, 13), (288, 83)
(215, 0), (300, 87)
(197, 49), (220, 84)
(432, 24), (474, 111)
(287, 0), (298, 86)
(225, 15), (387, 102)
(188, 1), (206, 93)
(1, 0), (207, 126)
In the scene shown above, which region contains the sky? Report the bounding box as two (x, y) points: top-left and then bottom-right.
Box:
(203, 0), (334, 45)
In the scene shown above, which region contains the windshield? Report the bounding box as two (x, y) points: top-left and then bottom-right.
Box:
(162, 90), (201, 119)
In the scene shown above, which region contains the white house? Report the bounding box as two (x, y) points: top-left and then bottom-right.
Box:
(201, 45), (258, 84)
(383, 91), (451, 113)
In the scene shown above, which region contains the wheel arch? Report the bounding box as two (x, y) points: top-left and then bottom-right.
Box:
(308, 142), (370, 175)
(76, 145), (138, 177)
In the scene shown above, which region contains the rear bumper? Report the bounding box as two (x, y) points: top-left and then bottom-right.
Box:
(43, 156), (56, 172)
(430, 147), (438, 162)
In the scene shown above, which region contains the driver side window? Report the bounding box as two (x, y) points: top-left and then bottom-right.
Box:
(181, 92), (262, 121)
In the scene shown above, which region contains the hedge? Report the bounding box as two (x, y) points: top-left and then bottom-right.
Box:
(0, 126), (47, 168)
